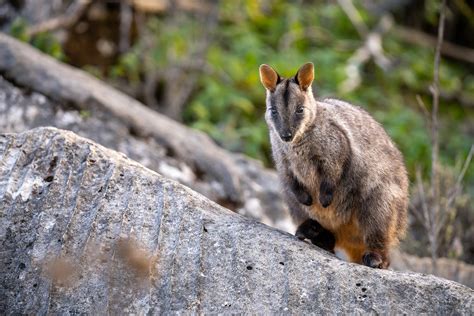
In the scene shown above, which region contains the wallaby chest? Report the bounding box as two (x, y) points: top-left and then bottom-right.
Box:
(281, 134), (353, 231)
(283, 141), (321, 193)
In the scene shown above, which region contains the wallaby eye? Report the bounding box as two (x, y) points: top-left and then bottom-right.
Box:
(296, 107), (304, 114)
(270, 106), (278, 115)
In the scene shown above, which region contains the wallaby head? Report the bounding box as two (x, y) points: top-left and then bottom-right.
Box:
(259, 62), (317, 143)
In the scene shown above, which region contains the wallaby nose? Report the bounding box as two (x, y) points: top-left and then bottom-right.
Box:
(281, 132), (293, 142)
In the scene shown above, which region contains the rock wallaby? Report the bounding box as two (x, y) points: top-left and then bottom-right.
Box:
(259, 62), (408, 268)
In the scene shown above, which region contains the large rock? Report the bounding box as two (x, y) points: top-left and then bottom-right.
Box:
(0, 127), (472, 314)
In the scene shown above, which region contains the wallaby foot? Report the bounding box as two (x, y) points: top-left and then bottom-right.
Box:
(295, 219), (335, 252)
(362, 251), (390, 269)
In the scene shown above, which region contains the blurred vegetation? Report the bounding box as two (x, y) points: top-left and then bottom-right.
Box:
(9, 17), (65, 60)
(113, 1), (473, 184)
(9, 1), (473, 178)
(6, 0), (474, 261)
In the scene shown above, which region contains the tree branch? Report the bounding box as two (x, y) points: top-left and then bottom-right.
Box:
(444, 145), (474, 213)
(337, 0), (369, 37)
(429, 0), (446, 229)
(339, 13), (393, 92)
(26, 0), (92, 37)
(428, 0), (447, 274)
(394, 26), (474, 64)
(414, 168), (431, 231)
(119, 0), (133, 53)
(415, 94), (431, 126)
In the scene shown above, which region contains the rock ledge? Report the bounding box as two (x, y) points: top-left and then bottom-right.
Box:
(1, 127), (472, 314)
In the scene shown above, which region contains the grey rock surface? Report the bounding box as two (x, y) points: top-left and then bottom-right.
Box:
(391, 249), (474, 289)
(0, 0), (62, 30)
(16, 0), (67, 23)
(1, 127), (473, 314)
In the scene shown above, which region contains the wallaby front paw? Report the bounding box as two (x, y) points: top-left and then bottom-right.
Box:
(319, 180), (334, 207)
(319, 192), (333, 208)
(296, 191), (313, 206)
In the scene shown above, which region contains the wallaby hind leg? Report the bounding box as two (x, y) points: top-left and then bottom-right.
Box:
(361, 226), (391, 269)
(296, 219), (335, 252)
(357, 189), (395, 269)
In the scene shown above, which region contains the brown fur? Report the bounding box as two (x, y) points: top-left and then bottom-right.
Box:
(259, 62), (408, 268)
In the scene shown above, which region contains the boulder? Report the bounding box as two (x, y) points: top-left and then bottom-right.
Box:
(0, 127), (472, 314)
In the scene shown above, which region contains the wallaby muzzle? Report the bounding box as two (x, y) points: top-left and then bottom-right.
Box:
(280, 130), (293, 142)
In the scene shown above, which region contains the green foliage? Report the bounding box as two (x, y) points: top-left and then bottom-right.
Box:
(108, 1), (474, 188)
(30, 33), (65, 61)
(9, 17), (29, 42)
(180, 0), (360, 162)
(8, 17), (65, 61)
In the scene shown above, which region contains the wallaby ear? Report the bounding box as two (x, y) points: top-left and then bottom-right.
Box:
(259, 64), (280, 91)
(295, 62), (314, 91)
